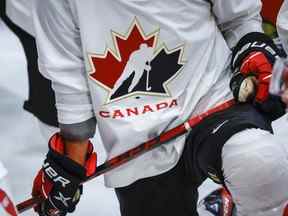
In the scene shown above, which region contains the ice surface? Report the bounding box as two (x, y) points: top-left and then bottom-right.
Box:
(0, 20), (287, 215)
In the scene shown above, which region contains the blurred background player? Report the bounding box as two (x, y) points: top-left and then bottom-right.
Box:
(0, 162), (17, 216)
(198, 0), (288, 215)
(276, 0), (288, 104)
(0, 0), (58, 140)
(197, 63), (288, 216)
(1, 1), (121, 215)
(0, 1), (58, 213)
(278, 0), (288, 55)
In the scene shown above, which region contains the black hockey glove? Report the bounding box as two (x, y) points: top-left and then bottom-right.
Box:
(32, 133), (97, 216)
(230, 32), (286, 121)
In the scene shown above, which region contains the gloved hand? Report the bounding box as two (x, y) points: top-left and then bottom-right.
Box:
(230, 32), (286, 121)
(231, 51), (272, 103)
(32, 133), (97, 216)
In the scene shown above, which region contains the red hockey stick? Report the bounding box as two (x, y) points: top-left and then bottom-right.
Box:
(16, 100), (235, 214)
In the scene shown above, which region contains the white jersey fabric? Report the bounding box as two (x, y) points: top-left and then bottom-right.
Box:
(277, 0), (288, 54)
(197, 128), (288, 215)
(6, 0), (35, 35)
(222, 128), (288, 215)
(33, 0), (263, 188)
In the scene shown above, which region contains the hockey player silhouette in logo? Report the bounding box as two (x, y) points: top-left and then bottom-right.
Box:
(111, 43), (154, 97)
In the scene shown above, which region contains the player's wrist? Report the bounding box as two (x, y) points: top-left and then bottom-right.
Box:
(47, 138), (88, 181)
(63, 138), (89, 166)
(48, 133), (96, 176)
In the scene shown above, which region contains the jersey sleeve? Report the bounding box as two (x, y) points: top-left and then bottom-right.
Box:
(211, 0), (263, 48)
(33, 0), (94, 125)
(6, 0), (35, 36)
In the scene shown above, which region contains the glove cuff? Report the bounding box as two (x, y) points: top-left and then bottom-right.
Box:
(46, 134), (89, 181)
(254, 94), (286, 121)
(231, 32), (280, 70)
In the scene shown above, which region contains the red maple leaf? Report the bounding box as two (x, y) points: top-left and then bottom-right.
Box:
(89, 21), (156, 89)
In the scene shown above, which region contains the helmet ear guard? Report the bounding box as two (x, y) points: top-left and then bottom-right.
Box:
(198, 187), (288, 216)
(198, 187), (235, 216)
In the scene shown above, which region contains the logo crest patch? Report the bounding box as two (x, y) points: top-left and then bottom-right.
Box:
(89, 18), (186, 104)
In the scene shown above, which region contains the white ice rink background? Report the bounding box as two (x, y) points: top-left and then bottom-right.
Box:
(0, 20), (287, 215)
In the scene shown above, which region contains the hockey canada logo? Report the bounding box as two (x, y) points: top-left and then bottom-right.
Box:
(89, 19), (186, 103)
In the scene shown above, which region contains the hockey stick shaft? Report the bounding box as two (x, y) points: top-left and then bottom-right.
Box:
(16, 100), (235, 214)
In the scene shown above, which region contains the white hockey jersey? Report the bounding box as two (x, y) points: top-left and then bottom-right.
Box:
(6, 0), (35, 35)
(33, 0), (263, 187)
(277, 0), (288, 54)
